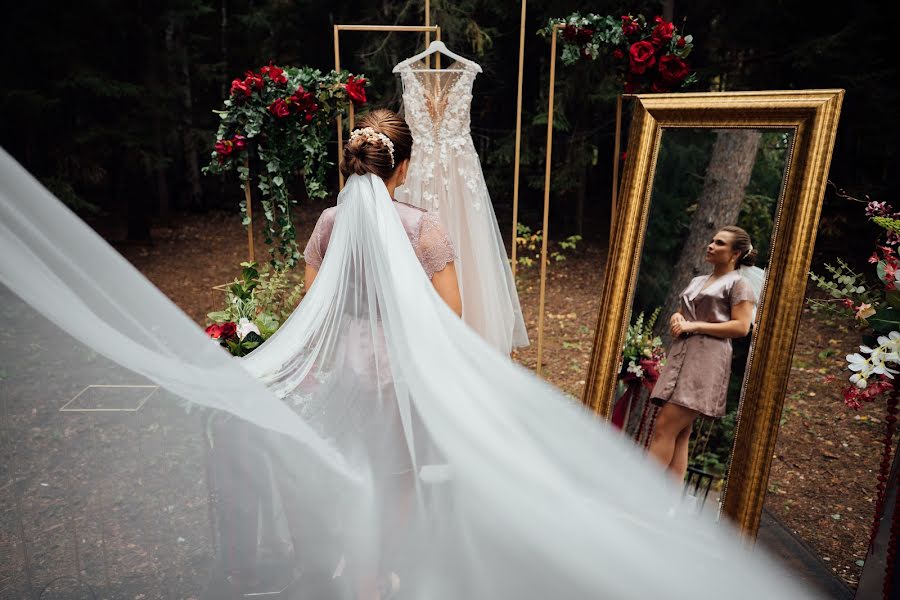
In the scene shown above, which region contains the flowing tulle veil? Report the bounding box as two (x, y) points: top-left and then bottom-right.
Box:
(0, 151), (816, 599)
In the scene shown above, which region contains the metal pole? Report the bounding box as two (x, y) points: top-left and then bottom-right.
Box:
(510, 0), (527, 278)
(535, 25), (558, 376)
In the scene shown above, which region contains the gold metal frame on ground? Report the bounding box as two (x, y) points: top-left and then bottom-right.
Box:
(581, 89), (844, 536)
(333, 24), (441, 189)
(534, 25), (627, 374)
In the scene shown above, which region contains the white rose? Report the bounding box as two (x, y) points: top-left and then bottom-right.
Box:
(237, 317), (261, 339)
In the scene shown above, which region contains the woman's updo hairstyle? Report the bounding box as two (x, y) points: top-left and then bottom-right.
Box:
(340, 108), (413, 180)
(721, 225), (757, 267)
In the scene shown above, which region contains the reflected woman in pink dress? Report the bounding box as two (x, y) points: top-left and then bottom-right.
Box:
(648, 226), (758, 481)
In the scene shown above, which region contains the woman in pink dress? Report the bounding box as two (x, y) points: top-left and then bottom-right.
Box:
(304, 109), (461, 316)
(648, 226), (758, 481)
(301, 109), (460, 599)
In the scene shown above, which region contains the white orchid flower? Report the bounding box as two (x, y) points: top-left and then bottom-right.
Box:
(847, 353), (870, 372)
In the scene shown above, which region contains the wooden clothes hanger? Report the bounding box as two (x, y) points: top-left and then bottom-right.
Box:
(392, 40), (482, 73)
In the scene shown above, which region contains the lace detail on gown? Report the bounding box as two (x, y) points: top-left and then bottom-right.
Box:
(394, 60), (529, 352)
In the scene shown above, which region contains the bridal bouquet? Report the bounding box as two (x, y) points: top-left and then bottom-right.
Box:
(205, 64), (367, 268)
(611, 308), (666, 430)
(621, 308), (666, 382)
(205, 261), (304, 357)
(541, 12), (696, 93)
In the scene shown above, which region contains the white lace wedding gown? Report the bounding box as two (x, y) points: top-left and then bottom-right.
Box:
(395, 59), (529, 354)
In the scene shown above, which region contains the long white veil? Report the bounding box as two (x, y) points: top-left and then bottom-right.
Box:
(0, 150), (816, 599)
(740, 265), (767, 322)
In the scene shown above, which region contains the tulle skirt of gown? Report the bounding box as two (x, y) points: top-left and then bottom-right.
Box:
(397, 142), (529, 354)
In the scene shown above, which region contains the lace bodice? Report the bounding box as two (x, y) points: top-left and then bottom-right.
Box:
(304, 201), (456, 280)
(398, 60), (482, 211)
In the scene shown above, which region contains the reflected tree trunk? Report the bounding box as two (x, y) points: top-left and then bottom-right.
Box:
(659, 129), (761, 347)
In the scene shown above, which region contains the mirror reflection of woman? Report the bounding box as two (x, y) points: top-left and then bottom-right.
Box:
(647, 226), (759, 481)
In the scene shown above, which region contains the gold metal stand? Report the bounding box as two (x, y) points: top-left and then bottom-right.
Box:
(535, 27), (632, 375)
(334, 24), (441, 189)
(535, 25), (558, 375)
(510, 0), (527, 278)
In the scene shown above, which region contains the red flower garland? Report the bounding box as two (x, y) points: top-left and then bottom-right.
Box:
(871, 391), (898, 549)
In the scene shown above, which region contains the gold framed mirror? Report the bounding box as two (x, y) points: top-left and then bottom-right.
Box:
(583, 89), (844, 536)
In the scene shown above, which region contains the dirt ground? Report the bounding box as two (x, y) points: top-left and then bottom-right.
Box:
(35, 205), (899, 591)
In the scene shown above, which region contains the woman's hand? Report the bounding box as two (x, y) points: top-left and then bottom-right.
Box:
(669, 313), (686, 337)
(672, 318), (698, 338)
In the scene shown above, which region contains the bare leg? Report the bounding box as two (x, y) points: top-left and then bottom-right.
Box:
(648, 403), (698, 481)
(669, 420), (694, 482)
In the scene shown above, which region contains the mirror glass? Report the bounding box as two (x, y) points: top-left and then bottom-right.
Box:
(614, 127), (794, 515)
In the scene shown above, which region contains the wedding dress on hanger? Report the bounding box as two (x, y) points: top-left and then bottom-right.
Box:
(394, 45), (529, 354)
(0, 148), (815, 599)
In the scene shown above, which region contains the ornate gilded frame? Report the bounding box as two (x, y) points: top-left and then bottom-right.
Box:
(582, 89), (844, 537)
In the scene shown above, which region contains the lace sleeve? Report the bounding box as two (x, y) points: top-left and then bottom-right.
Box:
(730, 276), (757, 307)
(303, 209), (335, 270)
(415, 213), (457, 279)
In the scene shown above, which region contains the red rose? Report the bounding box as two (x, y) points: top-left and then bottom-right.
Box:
(650, 80), (670, 93)
(268, 98), (291, 118)
(628, 41), (657, 74)
(651, 21), (675, 46)
(344, 76), (367, 105)
(244, 71), (264, 91)
(658, 54), (690, 84)
(220, 322), (238, 339)
(624, 76), (638, 94)
(653, 16), (664, 24)
(621, 16), (641, 36)
(612, 48), (625, 60)
(230, 78), (251, 98)
(677, 37), (686, 48)
(261, 63), (287, 85)
(563, 25), (593, 44)
(233, 134), (246, 150)
(289, 86), (319, 121)
(622, 21), (641, 36)
(205, 323), (223, 338)
(214, 139), (234, 156)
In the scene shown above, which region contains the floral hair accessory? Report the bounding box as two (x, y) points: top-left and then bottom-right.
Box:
(349, 127), (395, 168)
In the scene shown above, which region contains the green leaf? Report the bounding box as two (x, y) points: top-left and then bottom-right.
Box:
(877, 260), (888, 284)
(207, 310), (231, 322)
(255, 313), (280, 339)
(887, 291), (900, 309)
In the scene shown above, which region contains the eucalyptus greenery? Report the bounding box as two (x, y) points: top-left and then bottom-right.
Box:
(204, 66), (366, 268)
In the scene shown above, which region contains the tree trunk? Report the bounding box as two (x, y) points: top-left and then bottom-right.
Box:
(220, 0), (229, 100)
(147, 21), (170, 221)
(166, 18), (204, 212)
(153, 125), (171, 221)
(658, 129), (762, 347)
(220, 0), (229, 206)
(663, 0), (675, 23)
(575, 160), (586, 237)
(125, 158), (152, 242)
